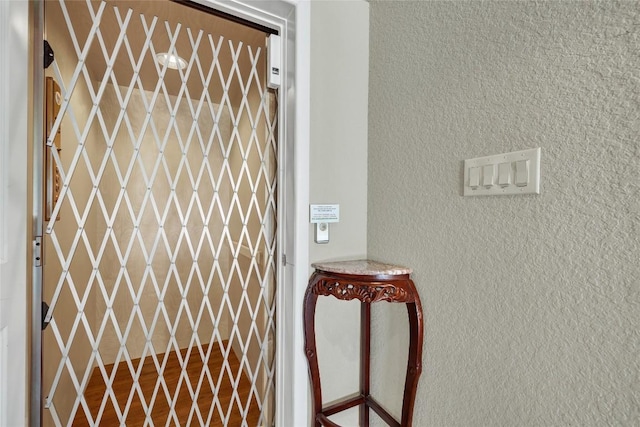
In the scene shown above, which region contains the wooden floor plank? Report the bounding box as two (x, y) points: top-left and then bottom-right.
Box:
(72, 342), (261, 426)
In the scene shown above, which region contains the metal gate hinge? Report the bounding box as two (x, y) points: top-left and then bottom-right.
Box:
(34, 236), (43, 267)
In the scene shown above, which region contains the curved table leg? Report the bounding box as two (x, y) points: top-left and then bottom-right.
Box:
(360, 302), (371, 426)
(304, 275), (322, 427)
(401, 296), (423, 426)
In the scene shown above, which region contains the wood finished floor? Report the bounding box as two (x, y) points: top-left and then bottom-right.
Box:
(72, 343), (261, 426)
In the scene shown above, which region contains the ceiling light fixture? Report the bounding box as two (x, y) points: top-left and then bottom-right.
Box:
(155, 52), (187, 70)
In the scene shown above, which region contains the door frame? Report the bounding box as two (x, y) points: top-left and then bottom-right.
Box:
(0, 2), (30, 427)
(28, 1), (311, 426)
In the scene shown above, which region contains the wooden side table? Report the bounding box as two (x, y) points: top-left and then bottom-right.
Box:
(303, 260), (423, 427)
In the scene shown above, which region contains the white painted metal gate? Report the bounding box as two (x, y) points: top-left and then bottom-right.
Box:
(40, 1), (278, 425)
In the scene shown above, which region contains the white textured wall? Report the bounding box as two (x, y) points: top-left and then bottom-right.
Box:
(310, 1), (369, 425)
(368, 1), (639, 426)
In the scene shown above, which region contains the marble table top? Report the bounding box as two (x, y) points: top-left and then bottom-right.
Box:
(311, 259), (412, 276)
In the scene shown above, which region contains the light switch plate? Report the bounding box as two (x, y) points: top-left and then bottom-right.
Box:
(463, 148), (541, 196)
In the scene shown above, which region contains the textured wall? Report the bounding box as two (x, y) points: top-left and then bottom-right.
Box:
(368, 1), (639, 426)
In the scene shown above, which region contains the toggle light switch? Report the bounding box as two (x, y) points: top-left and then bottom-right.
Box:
(515, 160), (529, 187)
(498, 162), (511, 187)
(469, 167), (480, 189)
(483, 164), (495, 188)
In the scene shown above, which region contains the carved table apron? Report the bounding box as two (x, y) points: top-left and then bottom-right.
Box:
(303, 260), (424, 427)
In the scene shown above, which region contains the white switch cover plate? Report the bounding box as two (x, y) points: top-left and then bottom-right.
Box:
(463, 148), (541, 196)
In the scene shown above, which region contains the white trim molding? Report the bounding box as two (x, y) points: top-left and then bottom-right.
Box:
(0, 1), (30, 426)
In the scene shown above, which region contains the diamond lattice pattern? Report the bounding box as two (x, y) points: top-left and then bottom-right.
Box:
(42, 1), (277, 426)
